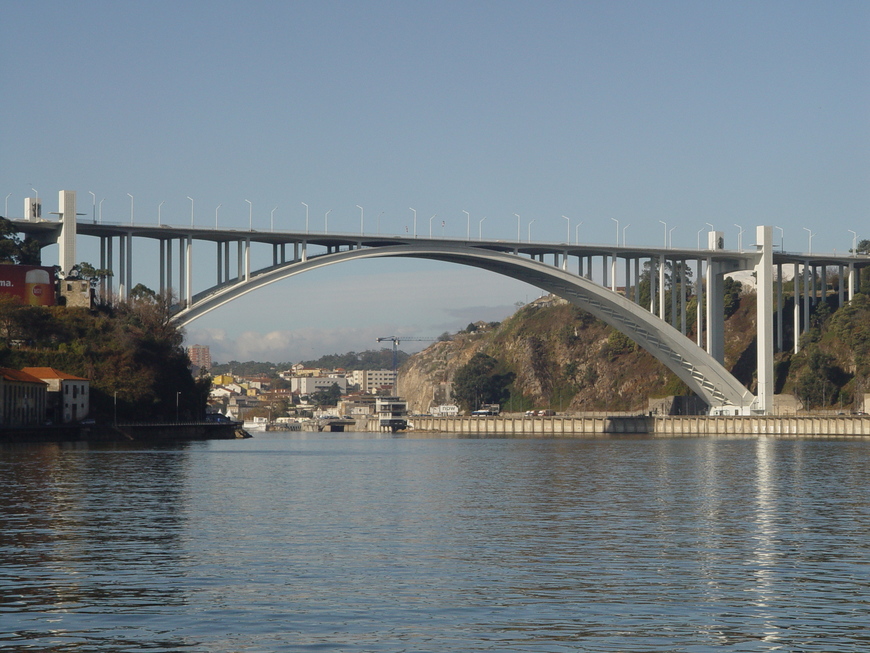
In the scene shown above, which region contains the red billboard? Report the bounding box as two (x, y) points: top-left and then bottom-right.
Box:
(0, 264), (57, 306)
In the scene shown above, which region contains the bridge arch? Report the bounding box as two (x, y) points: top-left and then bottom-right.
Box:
(173, 243), (754, 410)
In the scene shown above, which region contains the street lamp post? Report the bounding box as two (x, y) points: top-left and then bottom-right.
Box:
(514, 214), (521, 242)
(325, 209), (331, 233)
(271, 206), (277, 232)
(610, 217), (619, 246)
(479, 216), (487, 240)
(848, 230), (858, 256)
(623, 224), (630, 247)
(4, 193), (10, 218)
(429, 213), (436, 237)
(357, 205), (364, 234)
(562, 215), (570, 244)
(775, 226), (784, 251)
(697, 228), (704, 250)
(575, 222), (582, 245)
(410, 207), (417, 237)
(89, 191), (96, 223)
(127, 193), (134, 224)
(734, 224), (744, 251)
(669, 226), (676, 249)
(377, 211), (383, 234)
(99, 198), (105, 224)
(187, 196), (195, 226)
(528, 219), (535, 243)
(215, 204), (222, 228)
(659, 220), (667, 248)
(302, 202), (309, 233)
(803, 227), (815, 254)
(159, 201), (165, 226)
(463, 210), (470, 240)
(245, 199), (252, 230)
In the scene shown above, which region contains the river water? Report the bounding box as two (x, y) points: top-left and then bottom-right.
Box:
(2, 433), (869, 652)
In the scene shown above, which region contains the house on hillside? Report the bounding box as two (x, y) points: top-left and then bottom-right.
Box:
(22, 367), (90, 424)
(0, 368), (47, 427)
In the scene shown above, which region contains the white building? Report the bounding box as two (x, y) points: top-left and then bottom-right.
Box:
(350, 369), (396, 393)
(21, 367), (89, 424)
(291, 376), (348, 395)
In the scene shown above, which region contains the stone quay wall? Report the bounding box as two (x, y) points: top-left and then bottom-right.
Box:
(411, 415), (870, 439)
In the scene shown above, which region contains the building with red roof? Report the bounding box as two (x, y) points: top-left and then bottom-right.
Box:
(0, 368), (47, 427)
(21, 367), (90, 424)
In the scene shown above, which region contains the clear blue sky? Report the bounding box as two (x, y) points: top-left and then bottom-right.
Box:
(2, 1), (868, 364)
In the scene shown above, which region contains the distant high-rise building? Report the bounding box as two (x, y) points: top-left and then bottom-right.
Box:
(187, 344), (212, 370)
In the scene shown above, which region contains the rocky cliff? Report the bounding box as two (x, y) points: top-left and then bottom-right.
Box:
(399, 293), (759, 414)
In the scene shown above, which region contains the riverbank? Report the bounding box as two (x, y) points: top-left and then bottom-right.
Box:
(411, 414), (870, 438)
(0, 422), (250, 444)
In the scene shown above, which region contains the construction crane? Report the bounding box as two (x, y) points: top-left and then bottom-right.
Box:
(376, 336), (438, 374)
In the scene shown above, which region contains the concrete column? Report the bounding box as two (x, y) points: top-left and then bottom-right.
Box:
(649, 257), (657, 314)
(793, 262), (801, 354)
(100, 236), (108, 301)
(821, 265), (827, 305)
(706, 256), (725, 363)
(838, 264), (844, 307)
(223, 241), (230, 282)
(755, 226), (774, 414)
(680, 261), (687, 335)
(57, 190), (77, 274)
(602, 255), (608, 289)
(217, 242), (223, 285)
(562, 250), (569, 271)
(178, 239), (185, 306)
(803, 262), (811, 333)
(159, 240), (166, 295)
(126, 232), (133, 299)
(237, 240), (244, 279)
(118, 235), (126, 301)
(671, 260), (678, 327)
(586, 255), (592, 280)
(696, 258), (704, 348)
(625, 257), (631, 298)
(776, 263), (783, 352)
(107, 237), (114, 302)
(611, 253), (617, 292)
(634, 258), (640, 303)
(294, 242), (299, 262)
(166, 239), (172, 298)
(848, 263), (855, 301)
(658, 254), (666, 320)
(302, 241), (308, 262)
(185, 236), (193, 305)
(245, 238), (251, 280)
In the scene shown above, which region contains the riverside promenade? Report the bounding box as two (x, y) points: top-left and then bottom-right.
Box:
(411, 414), (870, 438)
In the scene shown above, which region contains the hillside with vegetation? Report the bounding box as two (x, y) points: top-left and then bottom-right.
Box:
(400, 275), (870, 415)
(0, 291), (209, 422)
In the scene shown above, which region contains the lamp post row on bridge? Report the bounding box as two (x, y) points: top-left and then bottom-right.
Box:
(5, 190), (862, 257)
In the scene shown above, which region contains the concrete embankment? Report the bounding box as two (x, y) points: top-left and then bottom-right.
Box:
(412, 415), (870, 439)
(0, 422), (250, 444)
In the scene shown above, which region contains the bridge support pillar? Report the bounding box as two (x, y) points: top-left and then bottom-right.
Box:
(848, 263), (855, 300)
(57, 190), (77, 274)
(794, 262), (801, 353)
(706, 256), (725, 363)
(755, 226), (774, 414)
(696, 258), (704, 347)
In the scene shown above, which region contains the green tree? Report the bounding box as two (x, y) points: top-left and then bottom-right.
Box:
(311, 382), (343, 406)
(451, 352), (514, 412)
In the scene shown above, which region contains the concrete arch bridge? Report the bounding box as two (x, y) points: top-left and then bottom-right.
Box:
(9, 190), (870, 415)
